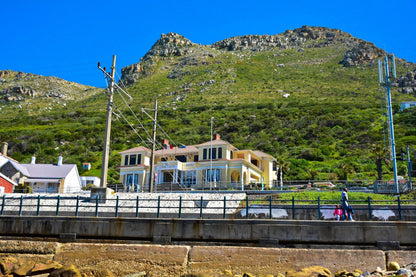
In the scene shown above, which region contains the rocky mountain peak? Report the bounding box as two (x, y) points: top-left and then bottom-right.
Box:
(145, 32), (196, 57)
(120, 33), (198, 85)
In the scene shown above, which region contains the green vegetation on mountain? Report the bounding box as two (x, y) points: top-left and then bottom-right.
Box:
(0, 26), (415, 185)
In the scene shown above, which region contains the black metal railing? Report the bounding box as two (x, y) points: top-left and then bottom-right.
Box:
(0, 194), (415, 221)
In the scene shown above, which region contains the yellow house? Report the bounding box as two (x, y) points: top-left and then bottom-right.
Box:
(118, 134), (278, 191)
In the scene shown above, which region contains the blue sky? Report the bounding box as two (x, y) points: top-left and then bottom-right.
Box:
(1, 0), (415, 87)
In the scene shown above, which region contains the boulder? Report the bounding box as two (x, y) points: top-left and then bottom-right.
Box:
(286, 266), (331, 277)
(49, 264), (82, 277)
(387, 261), (400, 271)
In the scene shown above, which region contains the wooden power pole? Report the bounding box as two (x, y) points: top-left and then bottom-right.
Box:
(100, 55), (116, 188)
(149, 99), (158, 192)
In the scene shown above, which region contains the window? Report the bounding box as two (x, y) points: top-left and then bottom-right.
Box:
(203, 149), (207, 160)
(134, 174), (139, 191)
(126, 174), (133, 185)
(176, 155), (187, 162)
(124, 155), (129, 166)
(137, 154), (141, 165)
(129, 154), (136, 165)
(126, 174), (140, 191)
(182, 170), (197, 187)
(205, 169), (221, 182)
(47, 183), (59, 193)
(218, 148), (222, 159)
(161, 157), (167, 162)
(194, 155), (199, 162)
(212, 148), (217, 159)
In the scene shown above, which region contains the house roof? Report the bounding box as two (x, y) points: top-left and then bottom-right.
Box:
(0, 153), (19, 168)
(119, 146), (151, 155)
(253, 150), (275, 160)
(19, 164), (76, 178)
(195, 139), (237, 150)
(155, 145), (198, 156)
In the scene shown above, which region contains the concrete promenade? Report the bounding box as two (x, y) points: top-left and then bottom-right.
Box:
(0, 216), (414, 249)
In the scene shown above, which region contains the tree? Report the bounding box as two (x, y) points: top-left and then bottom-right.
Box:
(370, 144), (390, 181)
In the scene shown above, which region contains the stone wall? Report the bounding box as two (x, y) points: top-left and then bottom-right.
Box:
(0, 240), (415, 276)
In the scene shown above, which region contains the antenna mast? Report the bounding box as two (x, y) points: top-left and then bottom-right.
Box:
(378, 54), (399, 193)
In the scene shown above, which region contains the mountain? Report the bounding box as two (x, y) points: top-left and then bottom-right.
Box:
(1, 26), (416, 184)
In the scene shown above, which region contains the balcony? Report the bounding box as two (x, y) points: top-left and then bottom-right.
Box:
(156, 161), (197, 171)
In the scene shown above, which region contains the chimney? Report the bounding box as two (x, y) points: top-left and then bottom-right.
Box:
(213, 134), (221, 140)
(58, 155), (63, 166)
(1, 142), (7, 156)
(31, 155), (36, 164)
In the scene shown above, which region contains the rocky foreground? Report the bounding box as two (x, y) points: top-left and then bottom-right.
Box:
(0, 240), (415, 277)
(1, 256), (415, 277)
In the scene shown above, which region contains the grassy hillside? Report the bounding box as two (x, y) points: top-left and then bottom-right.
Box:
(1, 26), (415, 185)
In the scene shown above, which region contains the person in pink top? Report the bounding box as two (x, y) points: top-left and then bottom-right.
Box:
(333, 204), (342, 221)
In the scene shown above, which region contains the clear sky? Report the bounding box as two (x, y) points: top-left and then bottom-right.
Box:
(1, 0), (415, 88)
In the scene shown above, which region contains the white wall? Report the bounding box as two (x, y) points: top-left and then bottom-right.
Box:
(63, 166), (82, 193)
(80, 176), (100, 188)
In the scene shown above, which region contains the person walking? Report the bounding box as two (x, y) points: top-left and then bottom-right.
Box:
(333, 204), (342, 221)
(341, 188), (354, 221)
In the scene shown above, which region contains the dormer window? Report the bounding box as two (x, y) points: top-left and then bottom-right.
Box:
(124, 154), (141, 166)
(130, 155), (137, 165)
(203, 147), (223, 160)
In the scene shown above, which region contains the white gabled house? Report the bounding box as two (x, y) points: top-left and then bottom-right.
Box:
(0, 154), (82, 193)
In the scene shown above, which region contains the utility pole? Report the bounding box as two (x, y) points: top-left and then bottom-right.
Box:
(407, 145), (412, 190)
(144, 99), (157, 193)
(99, 55), (116, 188)
(210, 117), (213, 190)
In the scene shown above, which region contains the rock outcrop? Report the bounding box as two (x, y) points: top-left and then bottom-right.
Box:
(340, 41), (386, 67)
(121, 33), (198, 85)
(211, 26), (360, 52)
(0, 70), (98, 103)
(397, 68), (416, 95)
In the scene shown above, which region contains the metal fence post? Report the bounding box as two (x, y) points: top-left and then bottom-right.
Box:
(398, 196), (402, 220)
(199, 196), (203, 218)
(292, 196), (295, 219)
(223, 196), (226, 219)
(95, 195), (98, 217)
(318, 196), (321, 219)
(157, 196), (161, 218)
(18, 195), (23, 216)
(367, 196), (372, 220)
(1, 195), (5, 215)
(115, 195), (119, 217)
(269, 195), (272, 219)
(178, 196), (182, 218)
(245, 196), (249, 219)
(75, 195), (79, 216)
(36, 195), (40, 216)
(136, 196), (139, 217)
(56, 195), (60, 216)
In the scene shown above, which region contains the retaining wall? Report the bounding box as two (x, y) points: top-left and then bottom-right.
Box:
(0, 216), (415, 248)
(0, 240), (415, 276)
